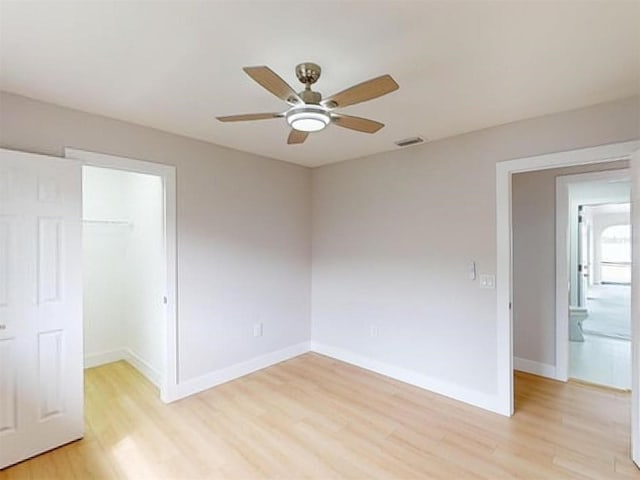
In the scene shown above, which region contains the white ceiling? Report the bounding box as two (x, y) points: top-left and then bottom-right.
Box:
(1, 1), (638, 168)
(586, 203), (630, 216)
(571, 178), (631, 207)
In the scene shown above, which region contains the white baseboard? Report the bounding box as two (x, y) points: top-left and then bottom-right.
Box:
(514, 356), (559, 380)
(310, 342), (504, 415)
(168, 341), (311, 402)
(125, 348), (161, 387)
(84, 349), (127, 368)
(84, 348), (161, 386)
(89, 341), (513, 416)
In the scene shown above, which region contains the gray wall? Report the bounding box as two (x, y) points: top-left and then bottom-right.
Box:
(311, 96), (639, 402)
(512, 162), (628, 368)
(2, 89), (639, 411)
(0, 91), (312, 383)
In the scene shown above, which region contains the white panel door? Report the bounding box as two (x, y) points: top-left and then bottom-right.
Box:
(632, 148), (640, 467)
(0, 148), (83, 469)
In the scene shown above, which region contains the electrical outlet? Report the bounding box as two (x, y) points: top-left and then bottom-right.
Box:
(479, 274), (496, 289)
(370, 325), (380, 337)
(253, 323), (263, 337)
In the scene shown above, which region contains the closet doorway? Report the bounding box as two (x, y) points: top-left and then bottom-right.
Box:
(66, 148), (177, 401)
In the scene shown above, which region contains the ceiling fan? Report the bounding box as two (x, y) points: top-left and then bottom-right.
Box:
(216, 63), (399, 144)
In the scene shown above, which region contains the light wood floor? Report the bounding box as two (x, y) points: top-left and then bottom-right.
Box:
(1, 353), (638, 479)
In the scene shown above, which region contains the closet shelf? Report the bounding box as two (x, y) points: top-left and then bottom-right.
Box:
(83, 219), (132, 226)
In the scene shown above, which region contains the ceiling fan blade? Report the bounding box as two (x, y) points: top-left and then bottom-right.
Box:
(243, 66), (302, 105)
(216, 112), (282, 122)
(287, 129), (309, 144)
(323, 74), (399, 108)
(332, 114), (384, 133)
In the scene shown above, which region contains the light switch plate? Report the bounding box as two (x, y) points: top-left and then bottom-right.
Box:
(468, 261), (477, 280)
(479, 274), (495, 289)
(253, 323), (263, 337)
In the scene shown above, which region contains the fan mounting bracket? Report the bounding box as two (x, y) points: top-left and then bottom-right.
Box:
(296, 63), (322, 87)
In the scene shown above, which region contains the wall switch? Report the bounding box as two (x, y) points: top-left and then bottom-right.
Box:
(370, 325), (380, 338)
(253, 323), (263, 337)
(479, 274), (496, 289)
(468, 261), (477, 280)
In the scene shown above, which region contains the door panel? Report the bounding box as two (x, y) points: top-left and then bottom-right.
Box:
(0, 338), (17, 433)
(0, 219), (9, 306)
(0, 148), (83, 469)
(38, 330), (64, 419)
(37, 217), (63, 304)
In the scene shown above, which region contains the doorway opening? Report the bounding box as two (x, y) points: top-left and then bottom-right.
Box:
(65, 148), (178, 402)
(497, 139), (639, 466)
(82, 165), (166, 391)
(559, 174), (632, 390)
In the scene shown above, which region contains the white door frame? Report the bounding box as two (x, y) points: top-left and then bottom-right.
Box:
(495, 140), (639, 416)
(64, 148), (178, 403)
(631, 148), (639, 465)
(555, 169), (631, 382)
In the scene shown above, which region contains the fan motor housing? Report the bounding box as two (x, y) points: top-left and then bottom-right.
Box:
(299, 90), (322, 104)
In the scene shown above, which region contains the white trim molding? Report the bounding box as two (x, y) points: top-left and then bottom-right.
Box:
(311, 342), (504, 415)
(496, 140), (640, 417)
(84, 348), (162, 386)
(126, 348), (162, 387)
(84, 349), (127, 369)
(630, 148), (640, 466)
(513, 357), (559, 380)
(169, 342), (311, 401)
(64, 147), (178, 403)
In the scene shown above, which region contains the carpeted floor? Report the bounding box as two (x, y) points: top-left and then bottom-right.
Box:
(582, 284), (631, 339)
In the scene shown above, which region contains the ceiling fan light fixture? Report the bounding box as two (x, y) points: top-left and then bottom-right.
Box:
(217, 64), (399, 144)
(286, 106), (331, 132)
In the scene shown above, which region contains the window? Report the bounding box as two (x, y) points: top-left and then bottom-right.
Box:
(600, 224), (631, 283)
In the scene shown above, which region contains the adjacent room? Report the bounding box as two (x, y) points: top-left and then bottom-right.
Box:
(513, 167), (633, 394)
(1, 0), (639, 478)
(573, 201), (632, 389)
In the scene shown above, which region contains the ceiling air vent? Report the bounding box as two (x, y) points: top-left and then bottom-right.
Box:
(394, 136), (424, 148)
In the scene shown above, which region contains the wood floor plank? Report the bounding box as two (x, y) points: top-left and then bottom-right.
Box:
(1, 354), (638, 479)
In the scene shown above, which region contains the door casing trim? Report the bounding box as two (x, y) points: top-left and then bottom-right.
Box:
(65, 148), (179, 403)
(495, 139), (639, 416)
